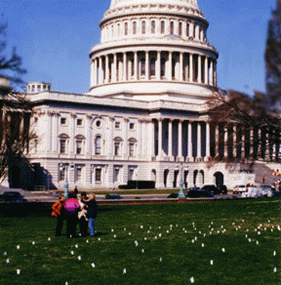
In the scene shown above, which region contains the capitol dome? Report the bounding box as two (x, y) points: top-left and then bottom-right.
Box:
(110, 0), (199, 10)
(88, 0), (218, 102)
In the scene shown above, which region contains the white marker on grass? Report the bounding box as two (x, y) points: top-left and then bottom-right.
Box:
(190, 277), (195, 283)
(17, 269), (20, 275)
(91, 262), (95, 268)
(123, 268), (126, 274)
(210, 260), (213, 265)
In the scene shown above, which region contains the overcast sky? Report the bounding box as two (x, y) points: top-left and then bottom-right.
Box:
(1, 0), (276, 94)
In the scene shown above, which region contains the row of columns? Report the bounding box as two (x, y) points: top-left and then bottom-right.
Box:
(91, 51), (216, 87)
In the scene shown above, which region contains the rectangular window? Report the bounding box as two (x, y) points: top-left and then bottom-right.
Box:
(128, 168), (134, 181)
(113, 168), (119, 183)
(129, 123), (135, 130)
(114, 142), (120, 156)
(61, 118), (66, 125)
(37, 85), (41, 92)
(179, 22), (182, 36)
(60, 140), (66, 154)
(95, 168), (102, 182)
(32, 85), (35, 92)
(76, 167), (82, 182)
(142, 21), (146, 34)
(161, 21), (165, 34)
(151, 21), (155, 34)
(43, 85), (46, 91)
(115, 121), (120, 128)
(124, 22), (128, 35)
(133, 22), (137, 34)
(77, 119), (83, 126)
(59, 167), (65, 181)
(129, 143), (134, 157)
(76, 140), (82, 154)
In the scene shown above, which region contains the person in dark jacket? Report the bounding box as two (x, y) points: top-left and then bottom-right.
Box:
(81, 194), (97, 236)
(64, 192), (80, 238)
(78, 192), (88, 237)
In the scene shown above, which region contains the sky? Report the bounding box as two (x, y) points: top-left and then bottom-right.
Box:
(1, 0), (276, 95)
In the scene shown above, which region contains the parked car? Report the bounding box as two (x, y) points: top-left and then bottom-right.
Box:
(217, 185), (227, 194)
(167, 193), (180, 199)
(187, 190), (214, 198)
(241, 186), (264, 198)
(187, 187), (200, 192)
(105, 194), (123, 200)
(259, 185), (275, 197)
(233, 185), (247, 194)
(3, 191), (27, 202)
(201, 185), (218, 195)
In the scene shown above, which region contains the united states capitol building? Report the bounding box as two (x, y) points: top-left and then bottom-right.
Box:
(15, 0), (276, 190)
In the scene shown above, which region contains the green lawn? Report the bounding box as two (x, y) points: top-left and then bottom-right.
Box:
(0, 199), (280, 285)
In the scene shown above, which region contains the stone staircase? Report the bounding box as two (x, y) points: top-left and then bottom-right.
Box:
(253, 162), (279, 185)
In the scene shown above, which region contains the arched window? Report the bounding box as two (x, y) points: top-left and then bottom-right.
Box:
(95, 136), (102, 155)
(111, 25), (114, 38)
(117, 23), (120, 36)
(133, 21), (137, 34)
(179, 22), (182, 36)
(170, 21), (174, 35)
(161, 21), (165, 34)
(150, 58), (156, 76)
(193, 23), (196, 38)
(186, 23), (190, 37)
(113, 137), (122, 156)
(151, 20), (155, 34)
(59, 134), (69, 154)
(161, 57), (166, 77)
(75, 135), (85, 155)
(140, 58), (145, 76)
(128, 138), (137, 157)
(124, 22), (128, 36)
(142, 21), (146, 34)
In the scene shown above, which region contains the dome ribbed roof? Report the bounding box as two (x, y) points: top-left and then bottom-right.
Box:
(110, 0), (199, 9)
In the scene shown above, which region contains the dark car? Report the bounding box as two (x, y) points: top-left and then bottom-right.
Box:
(167, 193), (180, 199)
(187, 187), (200, 191)
(201, 185), (219, 195)
(3, 191), (27, 202)
(217, 185), (227, 194)
(187, 190), (214, 198)
(105, 194), (123, 200)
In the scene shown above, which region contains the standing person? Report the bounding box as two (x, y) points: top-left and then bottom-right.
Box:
(81, 194), (97, 237)
(74, 186), (78, 198)
(64, 192), (80, 238)
(78, 192), (88, 237)
(51, 195), (65, 236)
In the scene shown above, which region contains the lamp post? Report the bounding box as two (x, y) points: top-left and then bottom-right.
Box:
(178, 163), (188, 199)
(60, 164), (69, 199)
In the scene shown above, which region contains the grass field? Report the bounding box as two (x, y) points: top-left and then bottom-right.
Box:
(0, 198), (280, 285)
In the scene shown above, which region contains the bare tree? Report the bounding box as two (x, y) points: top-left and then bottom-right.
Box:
(0, 24), (35, 184)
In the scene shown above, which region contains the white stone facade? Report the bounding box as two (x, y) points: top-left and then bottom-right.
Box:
(21, 0), (258, 190)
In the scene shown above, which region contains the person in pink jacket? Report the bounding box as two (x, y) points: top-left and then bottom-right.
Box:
(64, 192), (80, 238)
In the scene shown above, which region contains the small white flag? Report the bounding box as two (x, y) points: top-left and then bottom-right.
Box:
(142, 249), (144, 253)
(176, 224), (178, 227)
(32, 241), (35, 245)
(140, 225), (143, 229)
(242, 220), (244, 222)
(273, 251), (276, 256)
(111, 229), (114, 232)
(222, 248), (225, 252)
(185, 230), (187, 233)
(159, 233), (162, 237)
(98, 238), (101, 241)
(211, 222), (213, 225)
(166, 230), (169, 233)
(114, 235), (116, 238)
(194, 227), (196, 230)
(210, 260), (213, 265)
(48, 237), (51, 241)
(144, 237), (147, 240)
(17, 269), (20, 275)
(264, 227), (267, 231)
(79, 233), (81, 236)
(91, 263), (95, 268)
(245, 234), (248, 238)
(154, 236), (157, 239)
(190, 277), (195, 283)
(194, 237), (197, 241)
(6, 258), (9, 263)
(256, 241), (259, 245)
(268, 220), (270, 223)
(273, 267), (277, 272)
(65, 282), (68, 285)
(16, 245), (20, 249)
(199, 231), (201, 234)
(160, 257), (162, 261)
(4, 251), (7, 256)
(258, 231), (261, 235)
(86, 240), (89, 243)
(183, 228), (185, 231)
(192, 239), (194, 243)
(201, 243), (204, 247)
(75, 244), (78, 248)
(217, 231), (220, 234)
(221, 225), (223, 228)
(248, 238), (251, 242)
(129, 232), (131, 235)
(271, 229), (273, 232)
(123, 268), (126, 274)
(71, 251), (74, 255)
(159, 226), (161, 229)
(78, 256), (81, 260)
(124, 228), (126, 231)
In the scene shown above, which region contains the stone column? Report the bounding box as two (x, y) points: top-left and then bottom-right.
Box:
(98, 57), (103, 84)
(52, 112), (59, 153)
(197, 122), (202, 159)
(86, 115), (92, 157)
(105, 55), (109, 83)
(90, 60), (95, 86)
(157, 118), (163, 159)
(233, 124), (237, 158)
(198, 55), (202, 83)
(215, 124), (219, 157)
(188, 121), (192, 161)
(134, 51), (138, 81)
(47, 111), (53, 152)
(70, 113), (76, 157)
(241, 128), (245, 158)
(113, 53), (117, 82)
(156, 50), (161, 80)
(123, 52), (127, 81)
(210, 59), (214, 86)
(148, 120), (155, 157)
(123, 118), (129, 158)
(250, 128), (254, 158)
(145, 51), (149, 80)
(178, 120), (184, 161)
(179, 52), (184, 82)
(224, 126), (228, 158)
(189, 53), (193, 82)
(168, 51), (172, 81)
(168, 119), (173, 158)
(204, 56), (208, 84)
(206, 122), (210, 159)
